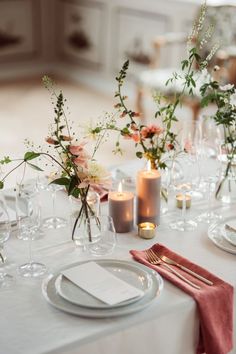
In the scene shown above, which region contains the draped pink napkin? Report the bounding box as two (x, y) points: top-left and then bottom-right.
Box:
(130, 243), (234, 354)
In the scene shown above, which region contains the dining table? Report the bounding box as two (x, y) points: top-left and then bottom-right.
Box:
(0, 159), (235, 354)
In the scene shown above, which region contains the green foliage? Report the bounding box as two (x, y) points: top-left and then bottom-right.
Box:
(0, 156), (11, 165)
(50, 177), (70, 186)
(26, 162), (43, 171)
(24, 151), (40, 161)
(136, 152), (143, 159)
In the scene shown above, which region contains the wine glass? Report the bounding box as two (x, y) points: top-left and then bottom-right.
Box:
(87, 215), (117, 256)
(0, 194), (14, 289)
(197, 175), (222, 223)
(16, 186), (47, 278)
(170, 155), (198, 232)
(181, 119), (203, 199)
(42, 184), (67, 229)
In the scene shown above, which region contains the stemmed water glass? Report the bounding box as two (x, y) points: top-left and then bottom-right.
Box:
(86, 215), (117, 256)
(0, 194), (14, 289)
(181, 119), (203, 198)
(170, 155), (198, 232)
(16, 185), (47, 278)
(197, 176), (222, 223)
(42, 184), (67, 229)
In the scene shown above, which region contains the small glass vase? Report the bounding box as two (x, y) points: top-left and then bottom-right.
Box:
(70, 191), (100, 249)
(216, 163), (236, 204)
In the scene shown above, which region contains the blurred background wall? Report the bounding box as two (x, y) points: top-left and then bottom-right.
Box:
(0, 0), (201, 92)
(1, 0), (236, 187)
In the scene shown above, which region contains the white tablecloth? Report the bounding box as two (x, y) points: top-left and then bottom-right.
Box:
(1, 167), (235, 354)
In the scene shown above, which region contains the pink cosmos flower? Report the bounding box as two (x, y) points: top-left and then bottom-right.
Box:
(140, 127), (149, 138)
(140, 124), (163, 139)
(131, 133), (140, 143)
(69, 142), (86, 156)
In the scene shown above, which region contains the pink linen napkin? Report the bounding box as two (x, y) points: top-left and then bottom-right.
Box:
(130, 243), (234, 354)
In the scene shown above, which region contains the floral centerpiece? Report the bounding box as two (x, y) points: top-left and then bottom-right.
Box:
(89, 2), (216, 172)
(0, 77), (111, 242)
(200, 79), (236, 202)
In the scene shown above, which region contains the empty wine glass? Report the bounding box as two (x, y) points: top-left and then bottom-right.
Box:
(42, 184), (67, 229)
(0, 194), (14, 289)
(170, 155), (198, 232)
(87, 215), (117, 256)
(181, 119), (203, 198)
(16, 186), (47, 278)
(197, 176), (222, 223)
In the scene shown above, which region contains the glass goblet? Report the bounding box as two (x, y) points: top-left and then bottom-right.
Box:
(170, 183), (197, 232)
(16, 188), (47, 278)
(86, 215), (117, 256)
(42, 184), (67, 229)
(0, 195), (14, 289)
(197, 176), (222, 223)
(170, 156), (198, 232)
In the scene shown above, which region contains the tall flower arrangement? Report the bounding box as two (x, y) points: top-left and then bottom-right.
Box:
(200, 79), (236, 199)
(89, 2), (216, 171)
(0, 77), (111, 241)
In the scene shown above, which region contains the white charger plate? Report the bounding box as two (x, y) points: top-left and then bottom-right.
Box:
(208, 218), (236, 255)
(42, 260), (163, 318)
(55, 260), (153, 309)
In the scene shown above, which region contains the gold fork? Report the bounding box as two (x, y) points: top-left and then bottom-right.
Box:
(146, 249), (201, 290)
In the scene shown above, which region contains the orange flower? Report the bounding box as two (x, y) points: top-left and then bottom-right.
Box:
(140, 125), (163, 138)
(131, 133), (140, 143)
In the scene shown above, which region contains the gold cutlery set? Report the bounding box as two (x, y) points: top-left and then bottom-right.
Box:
(145, 249), (213, 290)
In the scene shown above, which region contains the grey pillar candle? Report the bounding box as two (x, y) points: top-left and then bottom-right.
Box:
(108, 190), (134, 233)
(136, 168), (161, 225)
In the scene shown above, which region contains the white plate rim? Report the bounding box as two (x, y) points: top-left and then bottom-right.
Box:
(221, 224), (236, 247)
(55, 259), (152, 309)
(42, 260), (163, 318)
(208, 218), (236, 255)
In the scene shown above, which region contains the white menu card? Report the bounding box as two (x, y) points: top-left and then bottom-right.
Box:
(61, 262), (144, 305)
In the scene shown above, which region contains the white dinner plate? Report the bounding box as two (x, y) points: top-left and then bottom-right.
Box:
(221, 222), (236, 247)
(55, 260), (153, 309)
(42, 260), (163, 318)
(208, 218), (236, 255)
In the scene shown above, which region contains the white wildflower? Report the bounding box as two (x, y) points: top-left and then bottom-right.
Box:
(87, 161), (110, 184)
(220, 84), (234, 91)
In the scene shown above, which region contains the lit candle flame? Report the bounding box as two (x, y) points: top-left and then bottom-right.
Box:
(118, 181), (123, 194)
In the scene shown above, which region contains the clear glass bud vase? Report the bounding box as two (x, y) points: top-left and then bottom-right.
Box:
(69, 191), (100, 249)
(216, 164), (236, 204)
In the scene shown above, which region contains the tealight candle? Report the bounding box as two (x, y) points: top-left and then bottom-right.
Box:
(176, 193), (191, 209)
(136, 161), (161, 225)
(108, 182), (134, 233)
(138, 222), (156, 239)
